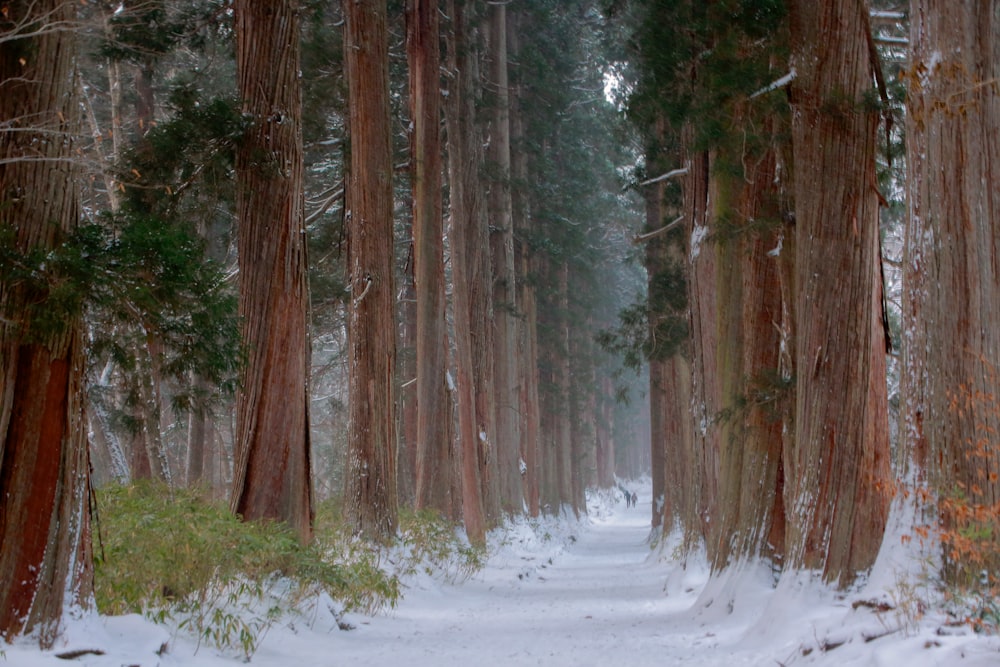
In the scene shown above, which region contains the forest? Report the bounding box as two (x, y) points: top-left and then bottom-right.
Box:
(1, 0), (999, 660)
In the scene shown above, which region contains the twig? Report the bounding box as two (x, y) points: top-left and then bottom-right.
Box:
(632, 215), (685, 245)
(638, 167), (687, 187)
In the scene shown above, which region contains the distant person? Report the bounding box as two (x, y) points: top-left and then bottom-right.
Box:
(631, 492), (638, 507)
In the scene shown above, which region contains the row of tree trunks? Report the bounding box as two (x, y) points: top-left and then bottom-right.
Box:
(0, 0), (94, 646)
(646, 0), (891, 589)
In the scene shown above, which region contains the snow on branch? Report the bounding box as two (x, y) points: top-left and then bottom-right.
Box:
(749, 68), (796, 99)
(638, 167), (687, 187)
(870, 10), (906, 21)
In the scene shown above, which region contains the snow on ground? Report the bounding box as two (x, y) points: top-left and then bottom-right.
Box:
(4, 481), (1000, 666)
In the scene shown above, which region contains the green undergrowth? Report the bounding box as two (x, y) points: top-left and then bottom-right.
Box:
(93, 483), (485, 659)
(392, 508), (486, 582)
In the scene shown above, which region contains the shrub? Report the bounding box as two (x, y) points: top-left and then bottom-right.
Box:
(393, 508), (486, 582)
(93, 482), (399, 658)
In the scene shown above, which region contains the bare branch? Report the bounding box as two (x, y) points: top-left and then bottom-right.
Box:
(306, 188), (345, 224)
(632, 215), (685, 245)
(638, 167), (687, 187)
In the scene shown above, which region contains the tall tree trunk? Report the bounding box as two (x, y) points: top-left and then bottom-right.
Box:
(0, 0), (93, 645)
(343, 0), (399, 542)
(596, 377), (615, 489)
(230, 0), (313, 544)
(904, 0), (1000, 583)
(785, 0), (891, 586)
(509, 9), (540, 517)
(407, 0), (453, 517)
(705, 119), (789, 571)
(398, 247), (418, 507)
(646, 257), (667, 532)
(556, 261), (574, 513)
(444, 0), (489, 543)
(642, 116), (695, 533)
(486, 1), (523, 516)
(134, 334), (171, 483)
(519, 256), (542, 516)
(186, 377), (214, 487)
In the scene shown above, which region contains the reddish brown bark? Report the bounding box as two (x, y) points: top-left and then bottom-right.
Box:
(230, 0), (313, 543)
(643, 140), (671, 529)
(407, 0), (453, 517)
(786, 0), (891, 585)
(343, 0), (399, 542)
(904, 0), (1000, 581)
(509, 12), (540, 516)
(0, 0), (93, 645)
(486, 2), (523, 516)
(707, 132), (788, 570)
(443, 0), (490, 543)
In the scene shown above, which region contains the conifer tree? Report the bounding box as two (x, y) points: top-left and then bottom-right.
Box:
(343, 0), (399, 542)
(230, 0), (314, 543)
(785, 0), (890, 584)
(903, 0), (1000, 588)
(0, 0), (93, 645)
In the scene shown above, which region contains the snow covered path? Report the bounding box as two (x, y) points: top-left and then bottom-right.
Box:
(319, 491), (755, 667)
(6, 485), (1000, 666)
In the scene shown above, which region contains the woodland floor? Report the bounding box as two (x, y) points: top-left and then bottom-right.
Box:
(5, 482), (1000, 666)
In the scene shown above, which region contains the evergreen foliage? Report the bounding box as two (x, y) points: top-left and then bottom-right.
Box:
(98, 0), (230, 63)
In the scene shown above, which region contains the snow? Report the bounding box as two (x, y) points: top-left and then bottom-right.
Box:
(4, 482), (999, 667)
(691, 224), (709, 259)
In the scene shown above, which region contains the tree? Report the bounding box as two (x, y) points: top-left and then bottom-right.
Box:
(407, 0), (453, 516)
(485, 1), (523, 515)
(343, 0), (399, 542)
(443, 0), (491, 543)
(0, 0), (93, 646)
(785, 0), (891, 585)
(230, 0), (313, 543)
(903, 0), (1000, 585)
(508, 8), (542, 516)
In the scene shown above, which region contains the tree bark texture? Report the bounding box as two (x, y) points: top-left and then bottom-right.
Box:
(398, 246), (418, 507)
(231, 0), (314, 543)
(904, 0), (1000, 581)
(556, 262), (575, 513)
(786, 0), (891, 585)
(645, 178), (668, 529)
(686, 147), (724, 552)
(486, 2), (523, 515)
(343, 0), (399, 542)
(407, 0), (453, 517)
(707, 124), (788, 571)
(444, 0), (490, 543)
(509, 10), (541, 516)
(0, 0), (93, 645)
